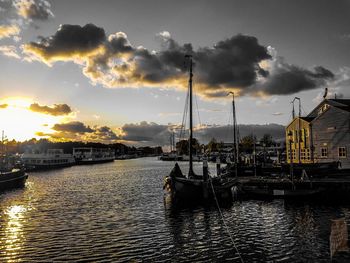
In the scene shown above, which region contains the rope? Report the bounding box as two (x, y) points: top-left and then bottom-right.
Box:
(179, 85), (190, 141)
(225, 105), (233, 142)
(193, 83), (202, 127)
(209, 178), (244, 263)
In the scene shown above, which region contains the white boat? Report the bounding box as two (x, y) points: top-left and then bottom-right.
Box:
(21, 149), (75, 171)
(73, 147), (115, 164)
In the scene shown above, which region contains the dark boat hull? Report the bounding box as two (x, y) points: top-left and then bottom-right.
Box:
(168, 176), (236, 203)
(75, 158), (115, 165)
(0, 169), (28, 191)
(172, 177), (206, 200)
(240, 185), (324, 199)
(25, 162), (75, 171)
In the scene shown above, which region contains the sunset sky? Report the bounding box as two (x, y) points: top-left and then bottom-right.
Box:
(0, 0), (349, 146)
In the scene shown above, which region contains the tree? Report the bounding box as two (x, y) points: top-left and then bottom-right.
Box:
(207, 138), (218, 153)
(176, 138), (200, 155)
(240, 134), (256, 154)
(260, 133), (274, 147)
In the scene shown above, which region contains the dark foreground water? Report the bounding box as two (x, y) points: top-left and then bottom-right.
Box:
(1, 157), (350, 262)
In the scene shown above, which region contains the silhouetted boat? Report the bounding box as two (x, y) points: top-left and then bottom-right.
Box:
(0, 169), (27, 191)
(164, 55), (236, 203)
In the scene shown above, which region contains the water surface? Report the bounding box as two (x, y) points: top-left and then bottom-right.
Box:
(0, 157), (349, 262)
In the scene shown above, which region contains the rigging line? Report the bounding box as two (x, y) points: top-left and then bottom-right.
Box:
(301, 105), (308, 116)
(193, 83), (202, 127)
(209, 178), (244, 263)
(180, 85), (190, 141)
(225, 105), (234, 142)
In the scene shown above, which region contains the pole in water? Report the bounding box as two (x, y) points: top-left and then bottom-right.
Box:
(216, 156), (221, 176)
(203, 158), (208, 182)
(228, 92), (238, 178)
(185, 54), (194, 177)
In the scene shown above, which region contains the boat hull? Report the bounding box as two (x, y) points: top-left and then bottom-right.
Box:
(167, 175), (236, 203)
(0, 169), (28, 191)
(75, 158), (115, 165)
(25, 162), (75, 171)
(240, 185), (324, 199)
(172, 177), (206, 201)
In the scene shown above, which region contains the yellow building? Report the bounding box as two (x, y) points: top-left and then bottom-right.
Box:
(285, 117), (314, 164)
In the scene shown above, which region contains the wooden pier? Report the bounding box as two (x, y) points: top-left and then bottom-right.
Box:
(233, 172), (350, 200)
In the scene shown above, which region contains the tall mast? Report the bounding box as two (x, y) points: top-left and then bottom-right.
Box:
(186, 55), (194, 177)
(229, 92), (238, 177)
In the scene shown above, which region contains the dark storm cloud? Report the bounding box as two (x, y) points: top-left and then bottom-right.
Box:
(24, 24), (106, 62)
(249, 60), (335, 96)
(194, 35), (271, 87)
(29, 102), (72, 116)
(24, 25), (334, 97)
(121, 121), (170, 144)
(52, 121), (94, 133)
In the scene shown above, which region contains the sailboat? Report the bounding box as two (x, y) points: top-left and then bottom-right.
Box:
(164, 55), (236, 203)
(0, 131), (28, 191)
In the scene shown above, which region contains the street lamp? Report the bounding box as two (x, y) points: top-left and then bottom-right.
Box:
(288, 131), (294, 183)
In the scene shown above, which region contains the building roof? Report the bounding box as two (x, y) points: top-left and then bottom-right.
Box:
(286, 97), (350, 130)
(300, 116), (315, 122)
(327, 99), (350, 112)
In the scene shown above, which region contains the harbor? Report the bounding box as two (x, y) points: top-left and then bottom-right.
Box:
(1, 157), (350, 262)
(1, 0), (349, 261)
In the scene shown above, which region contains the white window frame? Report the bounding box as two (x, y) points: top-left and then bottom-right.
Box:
(338, 147), (347, 158)
(321, 147), (328, 158)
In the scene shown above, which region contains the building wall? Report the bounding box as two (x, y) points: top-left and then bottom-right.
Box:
(312, 106), (350, 168)
(285, 118), (312, 164)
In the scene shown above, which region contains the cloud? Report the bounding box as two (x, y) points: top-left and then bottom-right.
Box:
(0, 24), (20, 39)
(0, 103), (8, 109)
(119, 121), (285, 146)
(14, 0), (54, 20)
(52, 121), (94, 133)
(29, 102), (72, 116)
(313, 66), (350, 102)
(23, 24), (334, 97)
(37, 119), (285, 146)
(272, 112), (283, 116)
(249, 52), (335, 96)
(0, 45), (21, 59)
(194, 123), (286, 143)
(23, 23), (106, 64)
(121, 121), (170, 145)
(85, 126), (119, 142)
(37, 121), (119, 143)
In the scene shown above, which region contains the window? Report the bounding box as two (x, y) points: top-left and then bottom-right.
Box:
(301, 149), (306, 160)
(305, 149), (311, 160)
(339, 147), (347, 158)
(321, 147), (328, 158)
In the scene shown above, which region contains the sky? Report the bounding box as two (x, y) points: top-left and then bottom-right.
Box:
(0, 0), (349, 146)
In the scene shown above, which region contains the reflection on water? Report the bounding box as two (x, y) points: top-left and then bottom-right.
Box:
(0, 157), (350, 262)
(1, 205), (27, 262)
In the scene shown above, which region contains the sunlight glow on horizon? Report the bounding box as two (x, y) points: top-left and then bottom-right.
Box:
(0, 97), (67, 141)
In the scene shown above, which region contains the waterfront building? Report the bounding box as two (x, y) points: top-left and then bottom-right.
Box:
(286, 99), (350, 168)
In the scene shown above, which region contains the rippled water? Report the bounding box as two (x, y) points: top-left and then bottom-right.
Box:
(1, 157), (350, 262)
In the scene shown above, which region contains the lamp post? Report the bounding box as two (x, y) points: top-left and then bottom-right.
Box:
(288, 131), (294, 183)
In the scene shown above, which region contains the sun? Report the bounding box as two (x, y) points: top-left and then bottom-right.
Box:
(0, 97), (66, 141)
